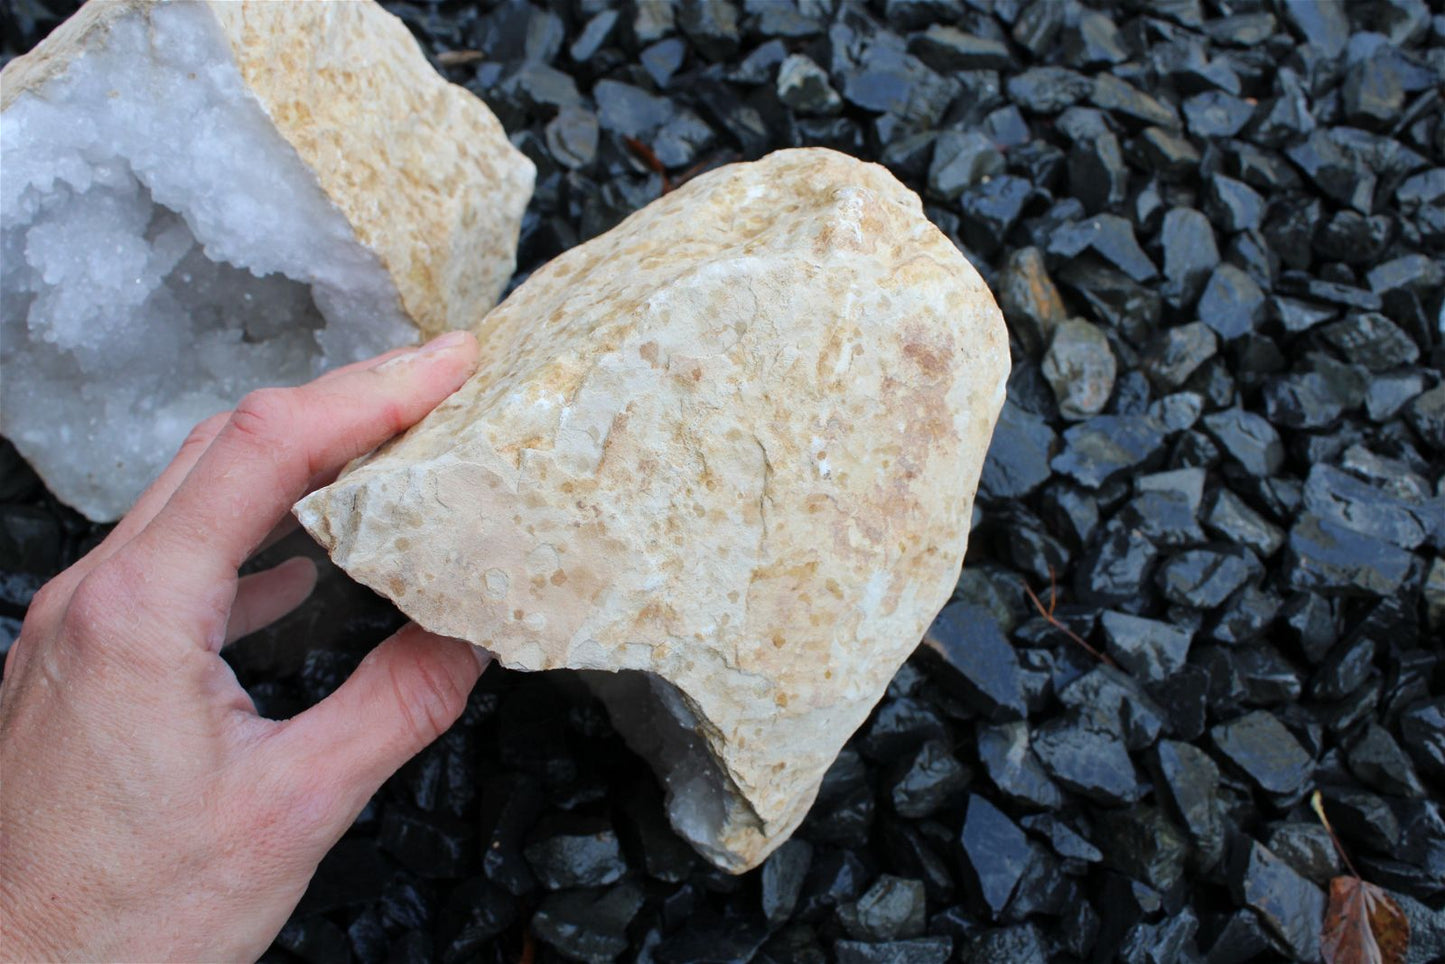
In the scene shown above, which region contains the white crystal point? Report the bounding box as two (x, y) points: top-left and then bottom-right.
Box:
(0, 0), (534, 521)
(296, 148), (1010, 872)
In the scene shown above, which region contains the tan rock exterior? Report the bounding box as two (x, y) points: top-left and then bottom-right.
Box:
(1, 0), (534, 336)
(297, 148), (1010, 871)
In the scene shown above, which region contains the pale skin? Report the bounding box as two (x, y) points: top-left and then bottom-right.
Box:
(0, 331), (489, 961)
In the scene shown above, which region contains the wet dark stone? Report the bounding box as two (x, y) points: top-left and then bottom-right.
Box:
(594, 79), (674, 139)
(959, 175), (1035, 254)
(1039, 482), (1101, 549)
(910, 25), (1011, 72)
(1090, 73), (1180, 129)
(976, 721), (1063, 812)
(1075, 517), (1159, 606)
(676, 0), (739, 60)
(1407, 384), (1445, 452)
(1266, 822), (1340, 886)
(1183, 91), (1256, 139)
(1231, 840), (1326, 962)
(1157, 546), (1264, 610)
(1204, 175), (1264, 233)
(523, 815), (628, 890)
(1366, 372), (1427, 422)
(928, 130), (1004, 201)
(796, 848), (869, 921)
(1100, 611), (1192, 683)
(996, 247), (1068, 355)
(543, 106), (599, 170)
(755, 924), (827, 964)
(1007, 66), (1093, 114)
(800, 748), (874, 848)
(1159, 208), (1220, 308)
(0, 505), (62, 579)
(379, 805), (476, 879)
(1069, 132), (1129, 214)
(1224, 639), (1296, 701)
(1202, 908), (1275, 964)
(1098, 804), (1190, 894)
(760, 839), (812, 926)
(1272, 295), (1336, 334)
(746, 0), (826, 39)
(838, 875), (927, 942)
(959, 794), (1031, 919)
(655, 911), (771, 964)
(1204, 489), (1285, 559)
(1197, 265), (1265, 340)
(1051, 415), (1166, 489)
(979, 406), (1054, 500)
(881, 820), (955, 905)
(1131, 127), (1200, 183)
(835, 936), (952, 964)
(275, 918), (350, 964)
(1319, 786), (1402, 854)
(1304, 463), (1431, 550)
(960, 923), (1050, 964)
(1118, 909), (1201, 964)
(776, 53), (839, 116)
(1063, 9), (1127, 67)
(1154, 740), (1224, 872)
(1151, 665), (1211, 743)
(1002, 842), (1071, 920)
(532, 883), (648, 962)
(1211, 710), (1314, 796)
(1150, 322), (1219, 393)
(1284, 513), (1414, 597)
(890, 739), (970, 819)
(1020, 812), (1102, 867)
(1128, 467), (1207, 547)
(640, 38), (687, 87)
(1033, 710), (1142, 805)
(1049, 214), (1157, 283)
(1201, 408), (1283, 477)
(1399, 698), (1445, 784)
(918, 603), (1025, 722)
(1059, 665), (1167, 751)
(860, 698), (948, 763)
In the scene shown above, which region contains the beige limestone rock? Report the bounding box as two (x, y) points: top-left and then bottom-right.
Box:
(297, 148), (1010, 871)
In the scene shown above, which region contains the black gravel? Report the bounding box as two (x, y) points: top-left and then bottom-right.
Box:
(5, 1), (1445, 962)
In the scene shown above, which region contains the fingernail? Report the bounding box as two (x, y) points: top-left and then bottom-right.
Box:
(419, 330), (471, 355)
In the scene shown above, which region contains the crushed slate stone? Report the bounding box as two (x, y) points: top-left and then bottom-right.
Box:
(5, 1), (1445, 962)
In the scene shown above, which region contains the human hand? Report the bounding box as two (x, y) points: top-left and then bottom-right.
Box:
(0, 332), (490, 961)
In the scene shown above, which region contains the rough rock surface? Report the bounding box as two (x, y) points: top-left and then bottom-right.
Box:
(0, 0), (533, 521)
(297, 148), (1009, 872)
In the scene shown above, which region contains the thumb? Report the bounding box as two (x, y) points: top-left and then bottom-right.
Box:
(269, 623), (491, 823)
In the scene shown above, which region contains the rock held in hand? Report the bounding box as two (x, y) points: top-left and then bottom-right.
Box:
(297, 148), (1010, 872)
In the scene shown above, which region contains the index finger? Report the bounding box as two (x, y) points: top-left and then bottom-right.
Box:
(131, 331), (479, 584)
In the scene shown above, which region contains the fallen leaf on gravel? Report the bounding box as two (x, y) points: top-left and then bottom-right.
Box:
(1320, 875), (1410, 964)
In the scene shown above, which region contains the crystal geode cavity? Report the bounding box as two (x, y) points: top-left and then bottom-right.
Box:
(297, 148), (1010, 871)
(1, 0), (533, 520)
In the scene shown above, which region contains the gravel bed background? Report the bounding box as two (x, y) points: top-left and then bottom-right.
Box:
(3, 1), (1444, 962)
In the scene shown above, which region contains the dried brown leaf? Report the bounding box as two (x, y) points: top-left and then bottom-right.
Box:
(1321, 875), (1410, 964)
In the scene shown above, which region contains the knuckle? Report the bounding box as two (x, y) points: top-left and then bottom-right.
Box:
(25, 578), (68, 622)
(179, 411), (230, 453)
(391, 649), (465, 748)
(57, 561), (135, 642)
(230, 388), (296, 448)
